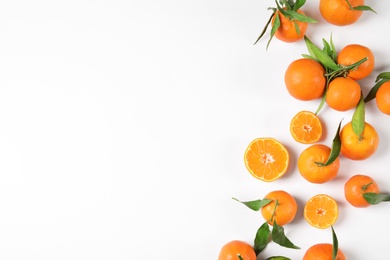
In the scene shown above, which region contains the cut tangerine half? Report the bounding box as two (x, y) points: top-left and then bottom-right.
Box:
(244, 138), (290, 182)
(304, 194), (338, 229)
(290, 111), (322, 144)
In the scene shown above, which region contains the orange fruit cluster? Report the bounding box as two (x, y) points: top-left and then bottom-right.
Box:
(219, 1), (389, 260)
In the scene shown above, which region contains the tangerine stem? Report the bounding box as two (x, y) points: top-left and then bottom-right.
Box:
(362, 181), (373, 192)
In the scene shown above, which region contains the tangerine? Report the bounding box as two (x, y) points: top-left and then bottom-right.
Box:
(340, 121), (379, 160)
(244, 138), (289, 182)
(337, 44), (375, 80)
(218, 240), (257, 260)
(376, 81), (390, 115)
(285, 58), (326, 101)
(298, 144), (340, 184)
(304, 194), (339, 229)
(325, 77), (361, 111)
(290, 111), (323, 144)
(303, 243), (346, 260)
(261, 190), (298, 227)
(272, 9), (308, 43)
(344, 174), (380, 208)
(319, 0), (364, 26)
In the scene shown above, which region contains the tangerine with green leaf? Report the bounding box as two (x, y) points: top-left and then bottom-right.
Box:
(261, 190), (297, 227)
(303, 243), (346, 260)
(337, 44), (375, 80)
(319, 0), (375, 26)
(376, 81), (390, 115)
(340, 121), (379, 160)
(254, 0), (317, 47)
(344, 174), (380, 208)
(218, 240), (256, 260)
(298, 144), (340, 184)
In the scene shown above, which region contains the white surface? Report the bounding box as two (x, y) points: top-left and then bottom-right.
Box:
(0, 0), (389, 259)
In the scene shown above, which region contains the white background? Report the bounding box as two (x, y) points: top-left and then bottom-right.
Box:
(0, 0), (389, 259)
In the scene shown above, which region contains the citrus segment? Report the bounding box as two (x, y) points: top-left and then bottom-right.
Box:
(244, 138), (290, 182)
(304, 194), (339, 229)
(290, 111), (323, 144)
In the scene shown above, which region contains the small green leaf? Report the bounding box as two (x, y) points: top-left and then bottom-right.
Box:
(282, 9), (318, 23)
(267, 13), (281, 49)
(232, 197), (272, 211)
(237, 254), (244, 260)
(352, 93), (365, 136)
(322, 119), (342, 166)
(329, 34), (337, 61)
(304, 36), (339, 71)
(302, 54), (314, 59)
(363, 193), (390, 205)
(254, 11), (276, 45)
(254, 222), (271, 254)
(315, 83), (328, 115)
(271, 221), (300, 249)
(331, 226), (338, 260)
(376, 72), (390, 82)
(293, 0), (306, 11)
(353, 5), (377, 13)
(266, 256), (291, 260)
(364, 79), (390, 103)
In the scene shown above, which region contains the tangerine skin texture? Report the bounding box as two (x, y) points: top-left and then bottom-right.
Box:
(320, 0), (364, 26)
(284, 58), (326, 101)
(261, 190), (297, 227)
(218, 240), (256, 260)
(376, 81), (390, 115)
(344, 174), (380, 208)
(303, 243), (346, 260)
(340, 122), (379, 160)
(272, 9), (308, 43)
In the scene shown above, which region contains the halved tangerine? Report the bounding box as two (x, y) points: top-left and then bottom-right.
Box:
(290, 111), (323, 144)
(244, 138), (290, 182)
(304, 194), (338, 229)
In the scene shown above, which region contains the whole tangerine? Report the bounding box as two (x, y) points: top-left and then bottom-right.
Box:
(344, 174), (380, 208)
(340, 121), (379, 160)
(218, 240), (256, 260)
(285, 58), (326, 101)
(261, 190), (297, 226)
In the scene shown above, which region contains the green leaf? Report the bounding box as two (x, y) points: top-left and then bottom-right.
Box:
(301, 54), (314, 60)
(237, 255), (244, 260)
(267, 13), (280, 49)
(266, 256), (291, 260)
(282, 9), (318, 23)
(329, 34), (337, 61)
(293, 0), (306, 11)
(376, 72), (390, 82)
(304, 36), (339, 71)
(353, 5), (377, 13)
(363, 193), (390, 205)
(254, 11), (276, 45)
(254, 222), (271, 254)
(314, 83), (328, 115)
(271, 221), (300, 249)
(352, 93), (365, 136)
(232, 197), (272, 211)
(365, 72), (390, 102)
(331, 226), (338, 260)
(322, 119), (342, 166)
